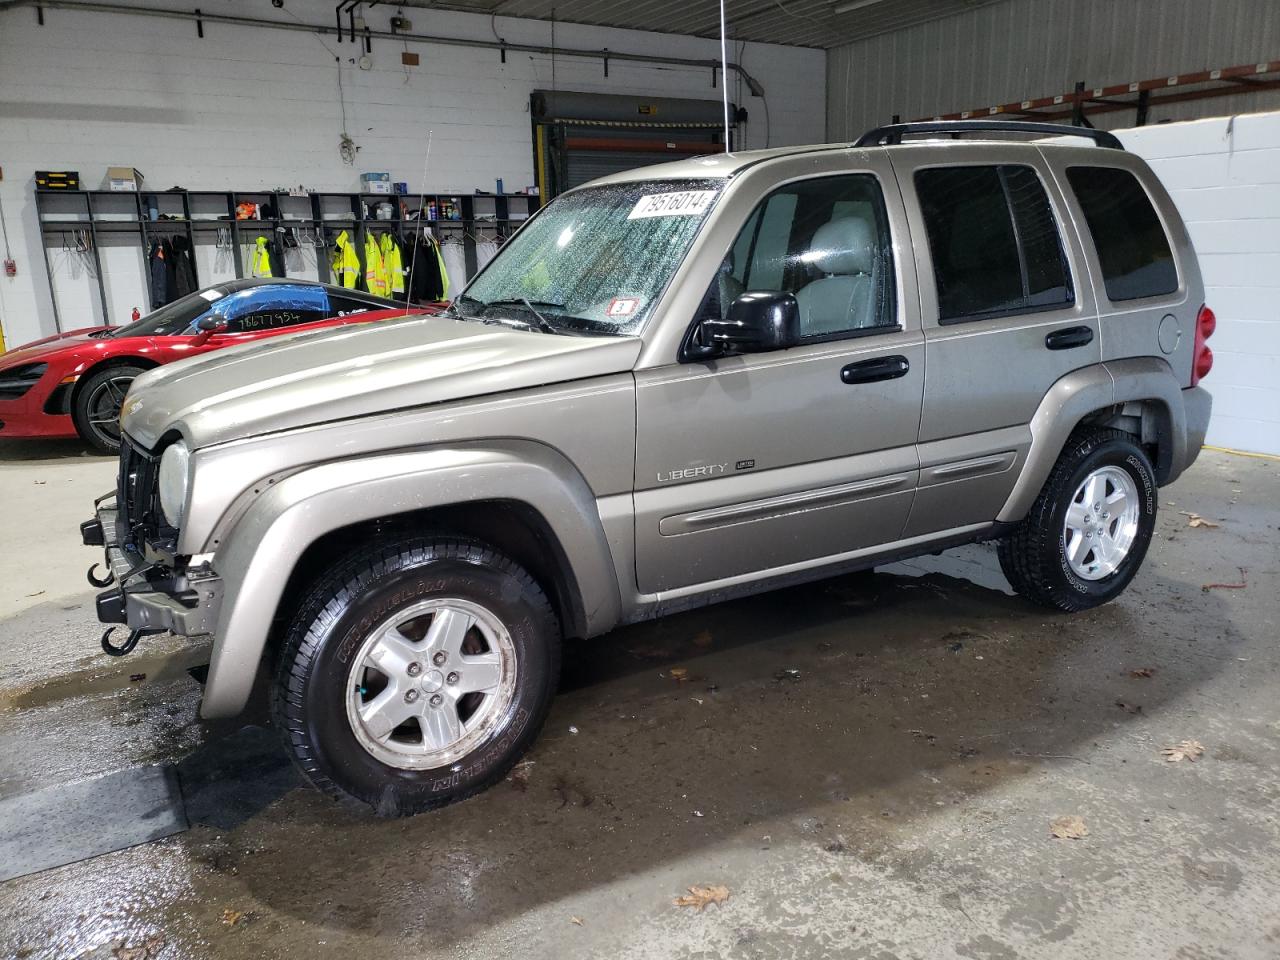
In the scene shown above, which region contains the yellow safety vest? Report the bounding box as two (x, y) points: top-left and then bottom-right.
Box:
(364, 232), (389, 297)
(330, 230), (360, 289)
(251, 236), (273, 278)
(380, 234), (406, 295)
(433, 237), (450, 300)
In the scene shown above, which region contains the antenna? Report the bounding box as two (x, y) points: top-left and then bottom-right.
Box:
(403, 129), (435, 316)
(719, 0), (730, 152)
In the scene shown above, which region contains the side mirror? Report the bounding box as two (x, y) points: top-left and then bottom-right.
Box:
(196, 313), (228, 333)
(191, 313), (228, 344)
(699, 291), (800, 355)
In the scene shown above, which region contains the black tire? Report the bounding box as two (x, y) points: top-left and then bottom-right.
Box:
(72, 364), (146, 454)
(998, 428), (1157, 612)
(272, 537), (560, 817)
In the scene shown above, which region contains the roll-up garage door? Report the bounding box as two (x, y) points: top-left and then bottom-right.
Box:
(532, 91), (739, 200)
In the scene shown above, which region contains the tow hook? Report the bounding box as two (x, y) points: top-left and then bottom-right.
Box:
(87, 562), (115, 588)
(101, 626), (163, 657)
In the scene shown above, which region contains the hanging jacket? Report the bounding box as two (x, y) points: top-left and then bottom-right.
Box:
(407, 233), (450, 304)
(364, 232), (389, 297)
(148, 241), (168, 308)
(251, 236), (273, 278)
(162, 238), (179, 304)
(266, 237), (284, 279)
(379, 233), (407, 297)
(330, 230), (360, 288)
(171, 235), (197, 297)
(432, 235), (449, 300)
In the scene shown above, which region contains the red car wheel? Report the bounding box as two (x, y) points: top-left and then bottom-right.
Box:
(73, 364), (146, 454)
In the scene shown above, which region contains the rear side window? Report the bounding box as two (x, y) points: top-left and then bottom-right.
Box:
(915, 165), (1073, 323)
(1066, 166), (1178, 301)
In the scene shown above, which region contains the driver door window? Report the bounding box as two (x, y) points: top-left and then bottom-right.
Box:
(709, 174), (897, 339)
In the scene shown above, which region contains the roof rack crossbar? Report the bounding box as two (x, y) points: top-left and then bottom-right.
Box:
(854, 120), (1124, 150)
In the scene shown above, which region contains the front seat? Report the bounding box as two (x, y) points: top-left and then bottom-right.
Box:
(795, 217), (877, 336)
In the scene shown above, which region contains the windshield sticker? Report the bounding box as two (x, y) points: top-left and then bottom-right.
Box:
(627, 190), (717, 220)
(200, 289), (225, 302)
(606, 297), (641, 318)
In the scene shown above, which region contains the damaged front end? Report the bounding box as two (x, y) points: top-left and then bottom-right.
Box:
(81, 436), (221, 656)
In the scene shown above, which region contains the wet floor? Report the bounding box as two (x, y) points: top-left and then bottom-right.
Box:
(0, 450), (1278, 959)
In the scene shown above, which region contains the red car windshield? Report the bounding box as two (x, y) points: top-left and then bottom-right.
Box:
(109, 289), (230, 338)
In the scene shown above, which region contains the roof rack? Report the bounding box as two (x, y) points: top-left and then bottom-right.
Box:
(854, 120), (1124, 150)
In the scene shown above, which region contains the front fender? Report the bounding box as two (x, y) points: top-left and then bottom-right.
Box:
(200, 441), (621, 718)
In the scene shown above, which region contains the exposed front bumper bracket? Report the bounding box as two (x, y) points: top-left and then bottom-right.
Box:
(83, 502), (223, 647)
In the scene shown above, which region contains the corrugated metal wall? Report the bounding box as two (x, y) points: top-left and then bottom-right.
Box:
(827, 0), (1280, 140)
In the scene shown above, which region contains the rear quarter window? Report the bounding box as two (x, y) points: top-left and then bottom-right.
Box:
(1065, 166), (1178, 302)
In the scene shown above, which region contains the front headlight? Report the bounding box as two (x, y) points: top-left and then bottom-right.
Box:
(158, 440), (191, 527)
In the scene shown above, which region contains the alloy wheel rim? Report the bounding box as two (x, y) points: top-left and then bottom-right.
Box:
(1062, 465), (1140, 581)
(345, 597), (517, 770)
(86, 375), (135, 444)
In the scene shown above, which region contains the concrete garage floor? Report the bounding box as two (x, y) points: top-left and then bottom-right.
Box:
(0, 441), (1277, 960)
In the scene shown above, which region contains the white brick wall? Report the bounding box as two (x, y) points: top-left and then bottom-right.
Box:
(1117, 112), (1280, 455)
(0, 1), (825, 347)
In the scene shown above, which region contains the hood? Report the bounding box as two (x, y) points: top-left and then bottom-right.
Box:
(122, 314), (642, 449)
(1, 326), (111, 365)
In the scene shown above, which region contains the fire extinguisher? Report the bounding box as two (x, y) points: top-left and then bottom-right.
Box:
(131, 307), (141, 322)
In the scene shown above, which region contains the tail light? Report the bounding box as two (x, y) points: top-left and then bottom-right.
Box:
(1191, 304), (1215, 386)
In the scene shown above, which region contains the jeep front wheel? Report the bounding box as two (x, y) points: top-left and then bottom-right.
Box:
(272, 537), (560, 816)
(998, 429), (1157, 612)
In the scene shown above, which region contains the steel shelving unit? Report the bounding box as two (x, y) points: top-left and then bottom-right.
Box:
(34, 186), (537, 330)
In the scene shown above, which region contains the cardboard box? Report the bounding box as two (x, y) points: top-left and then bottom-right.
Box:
(104, 166), (144, 191)
(364, 181), (393, 194)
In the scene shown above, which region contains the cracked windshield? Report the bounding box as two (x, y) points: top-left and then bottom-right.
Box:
(456, 179), (724, 334)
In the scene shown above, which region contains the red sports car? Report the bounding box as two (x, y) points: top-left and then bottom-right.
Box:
(0, 279), (425, 453)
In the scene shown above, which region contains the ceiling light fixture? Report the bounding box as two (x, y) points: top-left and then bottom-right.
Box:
(833, 0), (888, 13)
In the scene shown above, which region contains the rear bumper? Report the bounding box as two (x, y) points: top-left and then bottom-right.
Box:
(1176, 385), (1213, 478)
(83, 499), (222, 637)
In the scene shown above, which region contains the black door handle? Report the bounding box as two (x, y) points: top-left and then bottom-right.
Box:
(840, 355), (910, 385)
(1045, 325), (1094, 350)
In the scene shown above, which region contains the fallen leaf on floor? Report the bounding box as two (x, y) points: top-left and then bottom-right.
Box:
(1162, 739), (1205, 763)
(1129, 667), (1154, 678)
(1202, 567), (1248, 593)
(509, 760), (533, 791)
(569, 916), (584, 926)
(568, 725), (579, 735)
(690, 697), (704, 705)
(668, 667), (688, 680)
(1049, 815), (1089, 839)
(1115, 700), (1143, 714)
(24, 590), (45, 597)
(774, 668), (801, 683)
(691, 630), (714, 648)
(1179, 511), (1220, 529)
(112, 934), (166, 960)
(674, 884), (730, 911)
(221, 909), (245, 926)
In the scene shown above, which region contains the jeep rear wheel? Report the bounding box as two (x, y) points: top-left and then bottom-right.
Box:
(272, 537), (560, 817)
(998, 429), (1157, 612)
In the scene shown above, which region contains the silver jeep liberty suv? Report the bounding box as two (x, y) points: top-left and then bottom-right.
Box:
(83, 121), (1214, 816)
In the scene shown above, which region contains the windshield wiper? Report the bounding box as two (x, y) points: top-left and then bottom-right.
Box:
(481, 298), (561, 334)
(446, 293), (485, 318)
